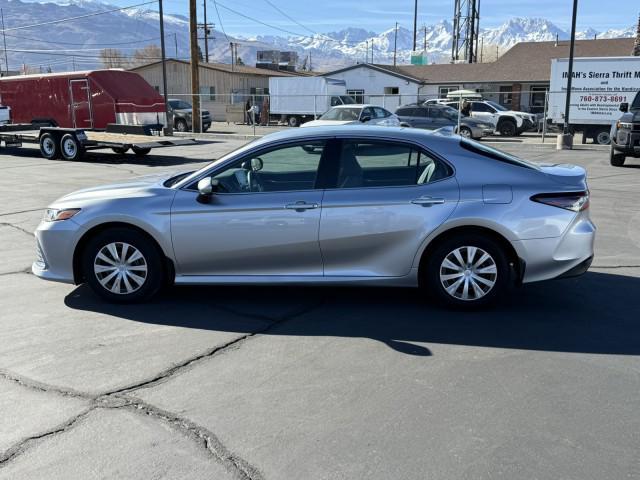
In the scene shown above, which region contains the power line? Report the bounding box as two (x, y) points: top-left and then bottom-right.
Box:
(212, 0), (230, 43)
(2, 32), (169, 47)
(261, 0), (315, 36)
(1, 1), (157, 32)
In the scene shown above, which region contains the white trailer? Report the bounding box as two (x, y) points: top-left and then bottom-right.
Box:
(268, 77), (354, 127)
(549, 56), (640, 144)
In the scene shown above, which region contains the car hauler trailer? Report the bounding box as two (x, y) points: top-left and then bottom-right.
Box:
(0, 70), (197, 160)
(548, 56), (640, 144)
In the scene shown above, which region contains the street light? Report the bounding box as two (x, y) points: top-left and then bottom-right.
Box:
(158, 0), (172, 135)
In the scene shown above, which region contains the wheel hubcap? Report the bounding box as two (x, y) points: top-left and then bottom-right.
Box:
(63, 139), (76, 157)
(94, 242), (147, 295)
(42, 138), (55, 155)
(439, 246), (497, 301)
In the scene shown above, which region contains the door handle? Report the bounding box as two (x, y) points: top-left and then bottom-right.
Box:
(411, 196), (445, 206)
(285, 201), (319, 211)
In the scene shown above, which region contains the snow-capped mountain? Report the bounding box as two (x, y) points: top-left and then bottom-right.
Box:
(0, 0), (635, 72)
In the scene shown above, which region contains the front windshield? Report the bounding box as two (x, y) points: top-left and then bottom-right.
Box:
(340, 96), (356, 105)
(440, 107), (459, 121)
(485, 100), (508, 111)
(319, 107), (362, 121)
(170, 100), (192, 110)
(631, 91), (640, 111)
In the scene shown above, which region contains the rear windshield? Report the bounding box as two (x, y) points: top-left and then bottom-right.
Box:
(460, 138), (540, 170)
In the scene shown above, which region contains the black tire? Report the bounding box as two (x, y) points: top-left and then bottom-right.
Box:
(82, 227), (164, 303)
(132, 146), (151, 156)
(288, 116), (299, 127)
(423, 233), (510, 309)
(111, 147), (129, 155)
(60, 133), (85, 161)
(39, 133), (59, 159)
(498, 119), (517, 136)
(175, 118), (188, 132)
(458, 126), (472, 138)
(609, 145), (625, 167)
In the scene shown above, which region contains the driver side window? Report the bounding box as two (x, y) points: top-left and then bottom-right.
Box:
(209, 141), (325, 193)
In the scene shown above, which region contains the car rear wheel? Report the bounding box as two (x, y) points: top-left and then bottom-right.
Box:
(609, 145), (626, 167)
(498, 119), (517, 136)
(82, 228), (164, 303)
(424, 234), (510, 308)
(39, 133), (59, 159)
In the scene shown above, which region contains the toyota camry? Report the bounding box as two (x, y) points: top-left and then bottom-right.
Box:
(33, 126), (595, 308)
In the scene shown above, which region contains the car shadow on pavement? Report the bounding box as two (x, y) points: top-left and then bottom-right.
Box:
(65, 271), (640, 357)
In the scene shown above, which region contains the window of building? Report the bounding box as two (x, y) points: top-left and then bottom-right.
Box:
(439, 86), (460, 97)
(499, 86), (513, 106)
(529, 85), (548, 108)
(200, 86), (216, 101)
(347, 89), (364, 103)
(384, 87), (399, 95)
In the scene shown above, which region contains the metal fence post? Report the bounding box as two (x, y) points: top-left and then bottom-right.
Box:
(252, 94), (256, 136)
(314, 95), (317, 119)
(541, 90), (548, 144)
(457, 93), (462, 135)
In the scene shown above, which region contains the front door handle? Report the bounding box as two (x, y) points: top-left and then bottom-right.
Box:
(285, 201), (319, 211)
(411, 196), (445, 206)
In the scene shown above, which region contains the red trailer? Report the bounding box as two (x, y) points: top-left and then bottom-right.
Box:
(0, 70), (196, 161)
(0, 69), (166, 129)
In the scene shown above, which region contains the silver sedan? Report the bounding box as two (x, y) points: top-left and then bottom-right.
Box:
(33, 126), (595, 308)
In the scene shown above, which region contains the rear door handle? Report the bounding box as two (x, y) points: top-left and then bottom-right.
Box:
(411, 196), (445, 206)
(285, 201), (319, 211)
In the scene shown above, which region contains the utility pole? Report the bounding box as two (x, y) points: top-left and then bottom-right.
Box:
(189, 0), (201, 132)
(158, 0), (171, 134)
(174, 33), (178, 58)
(370, 39), (374, 63)
(412, 0), (418, 51)
(309, 51), (312, 71)
(198, 1), (214, 63)
(1, 9), (8, 75)
(423, 25), (427, 51)
(365, 40), (369, 63)
(393, 22), (398, 66)
(561, 0), (579, 145)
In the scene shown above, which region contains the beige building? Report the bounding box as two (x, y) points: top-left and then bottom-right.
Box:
(130, 59), (295, 120)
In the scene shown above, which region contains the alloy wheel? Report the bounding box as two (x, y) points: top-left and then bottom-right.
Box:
(439, 246), (497, 301)
(93, 242), (148, 295)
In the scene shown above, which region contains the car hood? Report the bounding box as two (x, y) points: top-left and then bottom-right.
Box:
(173, 108), (211, 116)
(300, 120), (357, 128)
(51, 172), (179, 208)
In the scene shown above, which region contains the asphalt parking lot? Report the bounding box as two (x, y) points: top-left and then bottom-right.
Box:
(0, 138), (639, 479)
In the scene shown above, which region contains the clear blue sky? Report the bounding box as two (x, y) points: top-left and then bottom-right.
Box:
(26, 0), (640, 34)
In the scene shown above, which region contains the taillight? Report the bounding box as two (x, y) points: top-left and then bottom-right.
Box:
(531, 191), (589, 212)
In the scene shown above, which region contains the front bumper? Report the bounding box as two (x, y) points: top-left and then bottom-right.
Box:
(613, 130), (640, 157)
(31, 219), (81, 285)
(514, 212), (596, 284)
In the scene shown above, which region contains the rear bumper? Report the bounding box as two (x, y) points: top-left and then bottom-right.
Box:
(514, 213), (596, 283)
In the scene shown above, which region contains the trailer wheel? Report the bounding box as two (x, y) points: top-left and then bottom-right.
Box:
(594, 129), (611, 145)
(132, 146), (151, 156)
(60, 134), (85, 161)
(39, 133), (59, 159)
(111, 147), (129, 155)
(287, 116), (300, 127)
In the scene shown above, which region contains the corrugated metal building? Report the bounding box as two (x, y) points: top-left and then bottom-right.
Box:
(130, 59), (295, 120)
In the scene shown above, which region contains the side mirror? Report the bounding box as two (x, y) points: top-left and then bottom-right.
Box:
(361, 115), (372, 123)
(197, 177), (219, 195)
(619, 102), (629, 113)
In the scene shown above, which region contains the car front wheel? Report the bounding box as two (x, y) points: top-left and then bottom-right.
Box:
(82, 228), (164, 303)
(424, 234), (510, 308)
(609, 145), (626, 167)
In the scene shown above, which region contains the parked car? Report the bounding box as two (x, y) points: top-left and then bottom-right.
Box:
(300, 104), (400, 128)
(395, 104), (494, 139)
(33, 126), (594, 308)
(427, 99), (536, 136)
(610, 91), (640, 167)
(168, 99), (211, 132)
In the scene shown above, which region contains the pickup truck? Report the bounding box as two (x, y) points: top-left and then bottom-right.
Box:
(168, 99), (211, 133)
(610, 91), (640, 167)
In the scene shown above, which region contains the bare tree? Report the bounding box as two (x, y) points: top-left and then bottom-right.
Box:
(100, 48), (129, 69)
(633, 13), (640, 56)
(131, 45), (162, 66)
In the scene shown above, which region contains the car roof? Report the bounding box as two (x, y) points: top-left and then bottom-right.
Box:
(247, 125), (457, 150)
(330, 104), (378, 109)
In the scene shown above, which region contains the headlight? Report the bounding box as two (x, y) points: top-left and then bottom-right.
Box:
(44, 208), (81, 222)
(617, 121), (632, 129)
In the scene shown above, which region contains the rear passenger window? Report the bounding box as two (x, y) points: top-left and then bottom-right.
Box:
(335, 140), (452, 188)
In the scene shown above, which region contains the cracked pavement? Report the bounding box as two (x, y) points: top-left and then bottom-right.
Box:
(0, 141), (639, 479)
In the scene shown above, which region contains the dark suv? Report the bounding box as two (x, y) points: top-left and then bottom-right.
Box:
(610, 92), (640, 167)
(168, 99), (211, 132)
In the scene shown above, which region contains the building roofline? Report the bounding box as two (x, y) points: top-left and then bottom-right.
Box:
(322, 63), (425, 84)
(129, 58), (295, 76)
